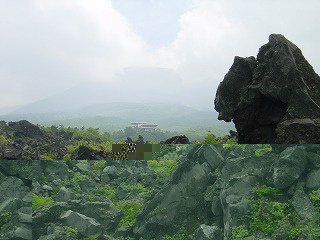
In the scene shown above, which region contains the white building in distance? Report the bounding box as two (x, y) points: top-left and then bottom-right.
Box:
(131, 122), (158, 132)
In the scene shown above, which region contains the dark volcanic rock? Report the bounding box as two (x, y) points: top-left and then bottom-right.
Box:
(73, 145), (106, 160)
(214, 34), (320, 143)
(135, 135), (145, 144)
(8, 120), (43, 138)
(160, 135), (190, 144)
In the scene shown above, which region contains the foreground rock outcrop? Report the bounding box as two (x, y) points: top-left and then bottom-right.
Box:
(214, 34), (320, 143)
(134, 144), (320, 239)
(1, 145), (319, 239)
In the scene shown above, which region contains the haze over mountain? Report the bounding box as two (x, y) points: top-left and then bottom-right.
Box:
(2, 67), (215, 116)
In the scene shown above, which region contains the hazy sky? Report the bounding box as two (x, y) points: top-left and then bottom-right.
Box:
(0, 0), (319, 111)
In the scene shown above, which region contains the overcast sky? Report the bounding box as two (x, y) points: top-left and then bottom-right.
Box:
(0, 0), (319, 111)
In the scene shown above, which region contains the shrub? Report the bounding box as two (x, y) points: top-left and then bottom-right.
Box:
(0, 134), (8, 144)
(309, 190), (320, 211)
(0, 212), (12, 228)
(39, 153), (55, 160)
(254, 144), (272, 156)
(161, 232), (187, 240)
(124, 182), (150, 194)
(32, 193), (54, 209)
(147, 159), (178, 177)
(200, 134), (221, 144)
(63, 226), (78, 238)
(249, 185), (287, 235)
(83, 236), (97, 240)
(231, 225), (250, 240)
(254, 185), (282, 198)
(92, 161), (106, 171)
(63, 153), (71, 160)
(116, 201), (142, 226)
(96, 184), (116, 199)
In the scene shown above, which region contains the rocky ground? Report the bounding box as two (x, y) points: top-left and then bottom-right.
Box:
(0, 144), (319, 239)
(0, 120), (112, 160)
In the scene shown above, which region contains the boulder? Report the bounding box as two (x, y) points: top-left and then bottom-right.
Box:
(6, 225), (32, 240)
(135, 135), (145, 144)
(72, 201), (122, 231)
(55, 187), (73, 202)
(73, 145), (105, 160)
(134, 159), (214, 239)
(194, 224), (223, 240)
(2, 144), (22, 160)
(306, 169), (320, 190)
(160, 135), (190, 144)
(272, 146), (307, 189)
(290, 183), (318, 221)
(103, 165), (120, 179)
(60, 210), (103, 237)
(214, 34), (320, 143)
(0, 160), (32, 184)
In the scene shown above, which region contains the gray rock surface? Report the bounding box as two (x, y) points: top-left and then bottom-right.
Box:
(60, 210), (103, 237)
(0, 147), (319, 239)
(194, 224), (223, 240)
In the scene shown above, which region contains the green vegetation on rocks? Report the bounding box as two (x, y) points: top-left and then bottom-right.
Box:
(32, 193), (54, 209)
(116, 201), (143, 226)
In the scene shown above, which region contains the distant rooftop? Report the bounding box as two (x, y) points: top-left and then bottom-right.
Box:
(130, 122), (158, 132)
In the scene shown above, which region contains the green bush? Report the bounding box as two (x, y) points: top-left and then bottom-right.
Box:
(200, 134), (221, 144)
(147, 159), (178, 177)
(254, 185), (282, 198)
(0, 134), (8, 144)
(63, 153), (71, 160)
(96, 184), (116, 199)
(32, 193), (54, 209)
(39, 153), (55, 160)
(83, 236), (97, 240)
(124, 182), (150, 194)
(116, 201), (142, 226)
(309, 190), (320, 211)
(92, 161), (106, 171)
(161, 232), (187, 240)
(249, 187), (287, 235)
(254, 144), (272, 156)
(231, 225), (250, 240)
(0, 212), (12, 228)
(63, 226), (78, 238)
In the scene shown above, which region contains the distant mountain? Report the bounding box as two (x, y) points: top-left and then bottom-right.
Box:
(5, 66), (217, 115)
(0, 102), (235, 136)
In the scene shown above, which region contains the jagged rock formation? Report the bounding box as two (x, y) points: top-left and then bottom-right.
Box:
(214, 34), (320, 143)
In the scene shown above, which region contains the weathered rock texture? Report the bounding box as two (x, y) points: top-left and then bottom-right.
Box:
(214, 34), (320, 143)
(0, 161), (32, 240)
(1, 145), (320, 239)
(134, 144), (320, 239)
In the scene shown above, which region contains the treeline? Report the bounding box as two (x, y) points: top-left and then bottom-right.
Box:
(41, 125), (237, 144)
(0, 121), (237, 160)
